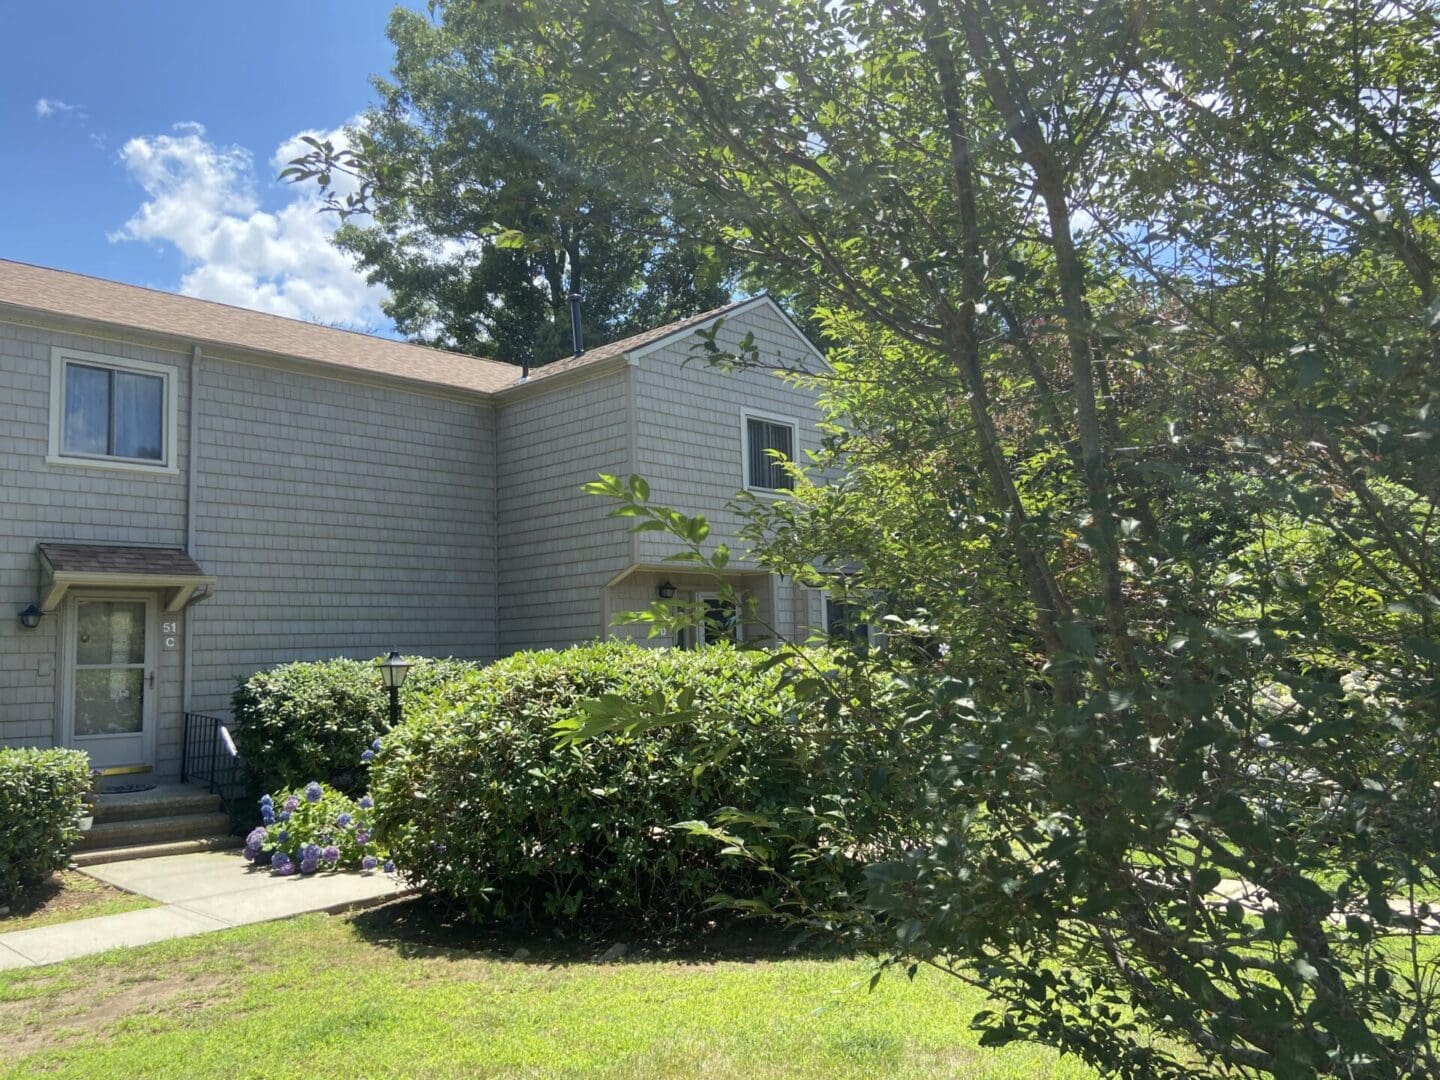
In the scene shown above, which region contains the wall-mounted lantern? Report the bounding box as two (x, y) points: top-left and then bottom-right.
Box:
(17, 604), (43, 630)
(657, 580), (677, 600)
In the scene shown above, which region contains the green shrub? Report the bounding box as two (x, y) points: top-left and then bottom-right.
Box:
(371, 641), (914, 935)
(232, 656), (480, 794)
(0, 747), (93, 901)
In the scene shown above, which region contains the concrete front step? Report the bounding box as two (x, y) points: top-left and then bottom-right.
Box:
(72, 835), (243, 867)
(78, 812), (235, 852)
(92, 782), (224, 824)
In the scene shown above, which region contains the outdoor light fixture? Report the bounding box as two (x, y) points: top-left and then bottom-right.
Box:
(17, 604), (42, 630)
(379, 650), (411, 727)
(657, 580), (677, 600)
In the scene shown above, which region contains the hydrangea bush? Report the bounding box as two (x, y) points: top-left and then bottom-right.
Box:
(243, 780), (390, 875)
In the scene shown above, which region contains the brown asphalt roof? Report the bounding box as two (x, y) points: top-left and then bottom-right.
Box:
(0, 258), (763, 398)
(0, 258), (517, 394)
(38, 543), (208, 578)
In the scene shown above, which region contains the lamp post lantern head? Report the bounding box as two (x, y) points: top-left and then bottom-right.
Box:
(379, 650), (411, 690)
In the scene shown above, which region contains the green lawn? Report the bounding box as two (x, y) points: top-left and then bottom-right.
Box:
(0, 872), (156, 933)
(0, 901), (1095, 1079)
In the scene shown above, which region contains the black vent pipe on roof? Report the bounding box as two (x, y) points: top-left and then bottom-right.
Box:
(569, 292), (585, 357)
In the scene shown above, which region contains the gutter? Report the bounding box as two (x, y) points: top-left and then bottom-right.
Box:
(491, 352), (631, 402)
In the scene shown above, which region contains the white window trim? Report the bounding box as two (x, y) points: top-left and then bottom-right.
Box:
(740, 408), (800, 495)
(47, 346), (179, 474)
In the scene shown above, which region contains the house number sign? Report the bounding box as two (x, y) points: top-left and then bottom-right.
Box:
(162, 620), (178, 650)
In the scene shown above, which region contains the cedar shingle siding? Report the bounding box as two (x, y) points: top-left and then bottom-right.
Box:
(0, 262), (826, 772)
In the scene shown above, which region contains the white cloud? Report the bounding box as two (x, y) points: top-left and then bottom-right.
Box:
(36, 98), (85, 120)
(111, 121), (388, 330)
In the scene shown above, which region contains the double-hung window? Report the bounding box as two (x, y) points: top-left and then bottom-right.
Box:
(743, 412), (796, 492)
(49, 348), (176, 471)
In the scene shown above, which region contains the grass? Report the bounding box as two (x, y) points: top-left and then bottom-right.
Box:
(0, 900), (1096, 1079)
(0, 872), (156, 933)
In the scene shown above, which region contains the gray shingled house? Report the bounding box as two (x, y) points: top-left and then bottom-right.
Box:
(0, 259), (830, 782)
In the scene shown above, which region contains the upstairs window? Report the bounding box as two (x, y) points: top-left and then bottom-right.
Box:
(50, 349), (175, 471)
(744, 413), (796, 491)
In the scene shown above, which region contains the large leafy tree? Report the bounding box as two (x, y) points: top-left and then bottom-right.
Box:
(287, 5), (734, 367)
(492, 0), (1440, 1075)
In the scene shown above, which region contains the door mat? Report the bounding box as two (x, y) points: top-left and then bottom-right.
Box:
(98, 783), (157, 795)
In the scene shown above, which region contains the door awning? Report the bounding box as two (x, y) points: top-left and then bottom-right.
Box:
(38, 543), (215, 614)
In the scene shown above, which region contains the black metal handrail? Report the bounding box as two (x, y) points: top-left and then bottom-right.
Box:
(181, 711), (252, 824)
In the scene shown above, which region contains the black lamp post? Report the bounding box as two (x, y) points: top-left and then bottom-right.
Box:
(379, 650), (411, 727)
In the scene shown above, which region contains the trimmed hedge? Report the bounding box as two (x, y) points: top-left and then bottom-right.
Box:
(371, 641), (906, 935)
(232, 656), (480, 793)
(0, 747), (93, 901)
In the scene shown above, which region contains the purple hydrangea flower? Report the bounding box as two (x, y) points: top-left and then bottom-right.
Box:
(245, 827), (268, 850)
(383, 859), (395, 874)
(336, 813), (352, 828)
(272, 854), (294, 877)
(358, 795), (374, 810)
(259, 793), (274, 808)
(372, 738), (383, 751)
(362, 855), (378, 871)
(284, 796), (299, 812)
(356, 831), (370, 846)
(305, 782), (323, 804)
(323, 845), (340, 862)
(360, 750), (375, 764)
(242, 847), (257, 863)
(300, 856), (318, 875)
(278, 830), (290, 844)
(278, 809), (292, 823)
(303, 843), (320, 860)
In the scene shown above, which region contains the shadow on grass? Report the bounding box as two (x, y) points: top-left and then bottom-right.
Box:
(347, 893), (851, 968)
(2, 875), (69, 920)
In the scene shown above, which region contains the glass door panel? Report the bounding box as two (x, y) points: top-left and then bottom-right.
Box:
(67, 598), (153, 770)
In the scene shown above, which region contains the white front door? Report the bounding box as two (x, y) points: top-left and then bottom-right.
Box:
(62, 594), (157, 771)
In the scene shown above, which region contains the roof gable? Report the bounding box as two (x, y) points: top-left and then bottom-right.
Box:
(523, 294), (826, 382)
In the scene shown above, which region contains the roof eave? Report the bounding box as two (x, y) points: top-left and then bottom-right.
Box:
(491, 352), (633, 400)
(0, 300), (506, 403)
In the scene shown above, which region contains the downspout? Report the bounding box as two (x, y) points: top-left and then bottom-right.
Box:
(490, 398), (501, 658)
(182, 346), (201, 713)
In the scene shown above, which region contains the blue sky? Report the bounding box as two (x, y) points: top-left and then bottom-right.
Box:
(1, 1), (419, 332)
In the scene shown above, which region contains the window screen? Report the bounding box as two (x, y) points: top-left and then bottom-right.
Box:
(746, 417), (794, 490)
(62, 363), (165, 462)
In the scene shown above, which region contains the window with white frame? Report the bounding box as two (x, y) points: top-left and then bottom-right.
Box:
(744, 413), (796, 491)
(49, 348), (176, 470)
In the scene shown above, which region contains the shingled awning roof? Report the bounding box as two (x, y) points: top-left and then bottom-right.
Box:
(38, 543), (215, 613)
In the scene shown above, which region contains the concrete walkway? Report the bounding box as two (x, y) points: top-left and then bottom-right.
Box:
(0, 851), (410, 970)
